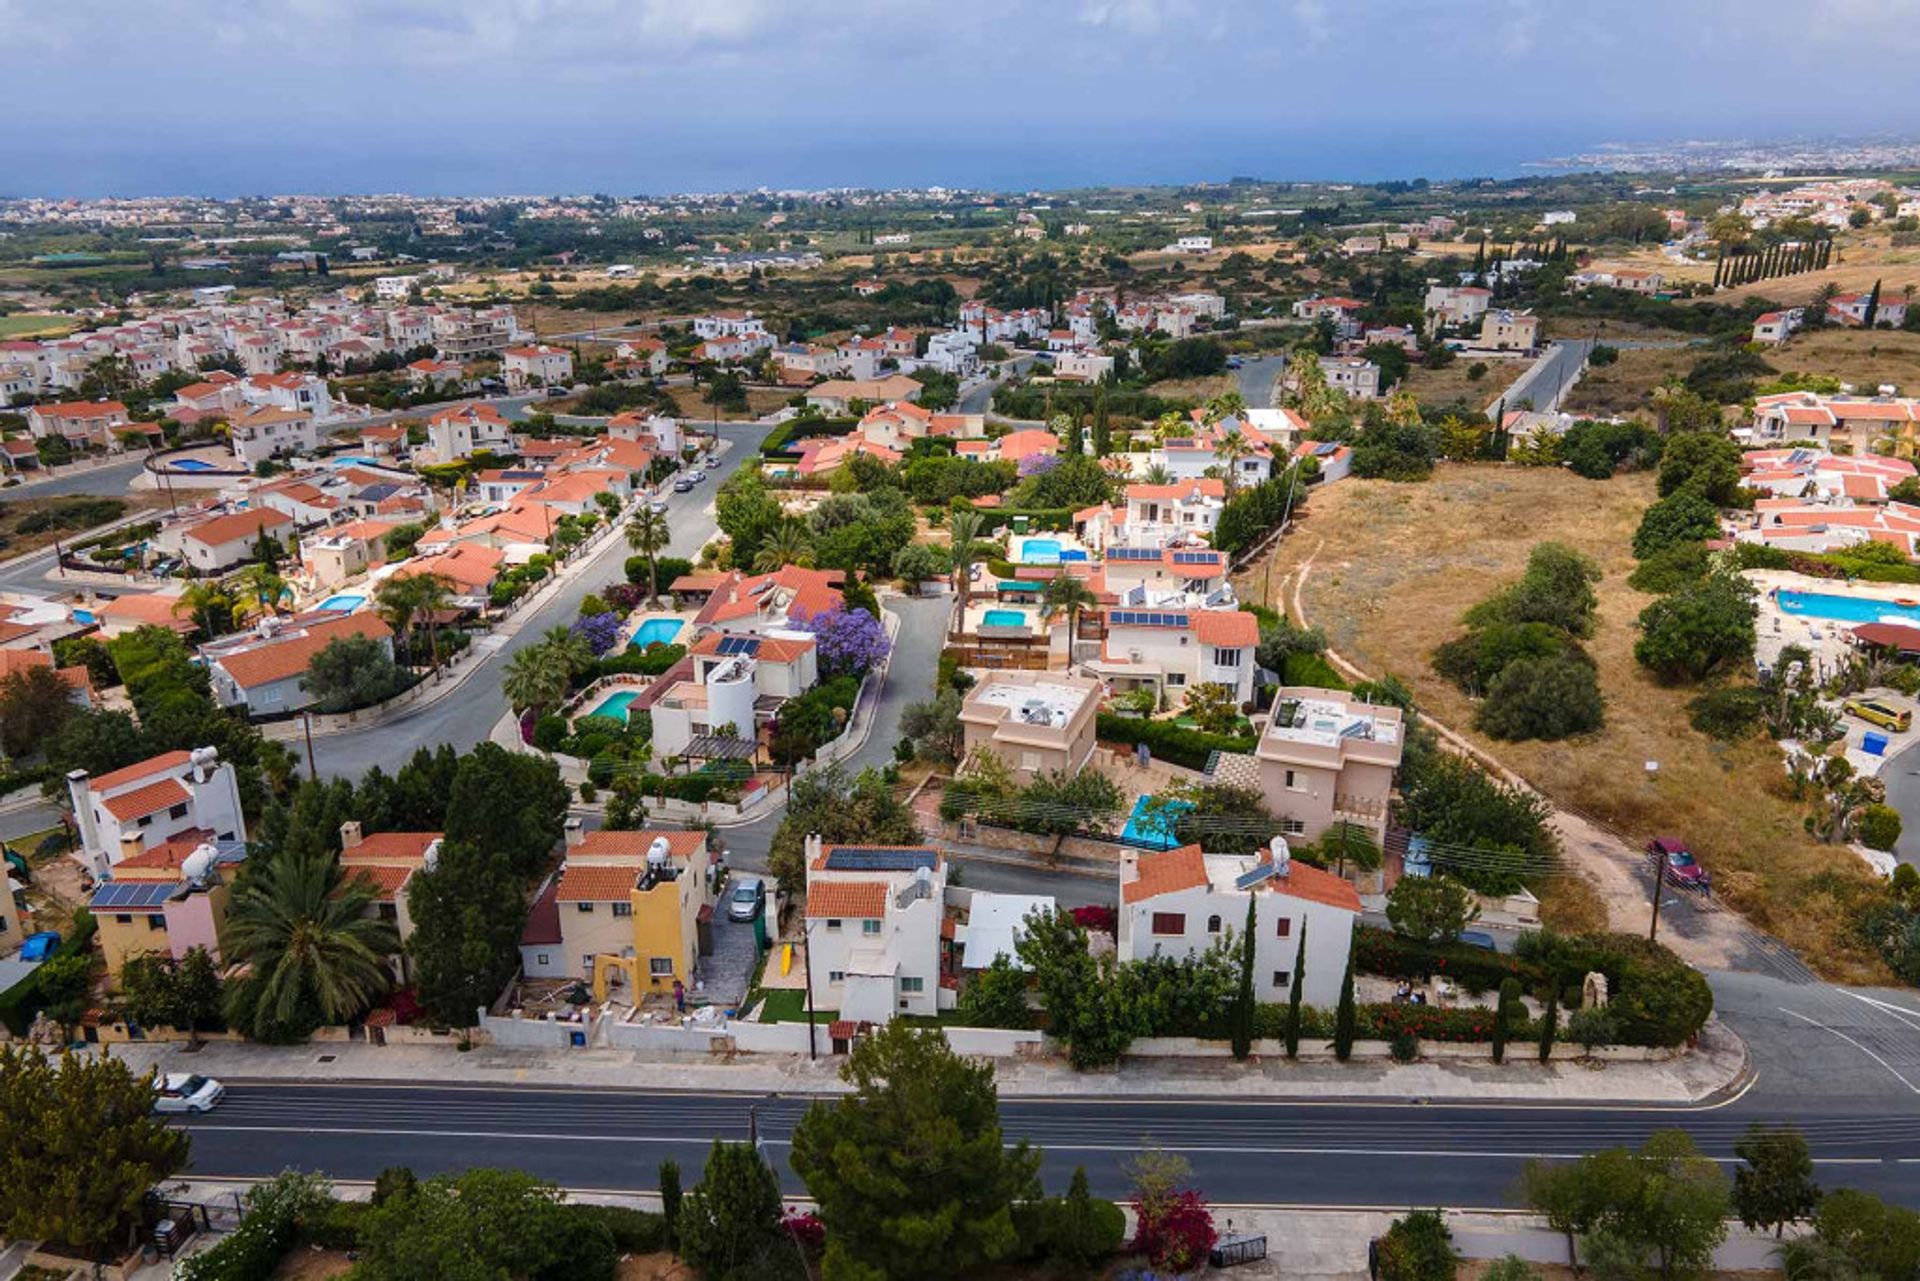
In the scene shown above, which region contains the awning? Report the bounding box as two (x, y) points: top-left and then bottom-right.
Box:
(1853, 622), (1920, 653)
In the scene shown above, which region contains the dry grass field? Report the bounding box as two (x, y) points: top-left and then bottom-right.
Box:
(1250, 464), (1891, 980)
(1559, 346), (1700, 418)
(664, 385), (792, 422)
(1145, 373), (1239, 404)
(1398, 355), (1526, 414)
(1764, 327), (1920, 392)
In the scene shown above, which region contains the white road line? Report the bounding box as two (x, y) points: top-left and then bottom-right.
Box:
(1780, 1007), (1920, 1094)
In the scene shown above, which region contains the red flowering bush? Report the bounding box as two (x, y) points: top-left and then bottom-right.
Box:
(1072, 904), (1118, 936)
(781, 1209), (825, 1252)
(1131, 1189), (1217, 1272)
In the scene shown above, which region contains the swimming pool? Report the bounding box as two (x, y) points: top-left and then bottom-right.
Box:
(982, 608), (1029, 628)
(1021, 538), (1063, 563)
(630, 618), (684, 649)
(1777, 588), (1920, 626)
(315, 594), (366, 613)
(170, 459), (218, 473)
(1121, 795), (1193, 850)
(585, 690), (641, 723)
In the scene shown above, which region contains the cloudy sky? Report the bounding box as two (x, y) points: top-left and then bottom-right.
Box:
(4, 0), (1918, 196)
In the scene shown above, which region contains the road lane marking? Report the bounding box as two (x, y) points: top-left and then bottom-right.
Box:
(1780, 1008), (1920, 1094)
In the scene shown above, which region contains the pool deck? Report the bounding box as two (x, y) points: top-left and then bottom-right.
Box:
(1749, 569), (1920, 672)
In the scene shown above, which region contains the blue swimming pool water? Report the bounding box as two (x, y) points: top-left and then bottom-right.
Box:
(630, 618), (684, 649)
(982, 608), (1028, 628)
(1021, 538), (1063, 563)
(1777, 588), (1920, 626)
(1121, 795), (1194, 850)
(171, 459), (217, 473)
(316, 594), (365, 613)
(586, 690), (641, 723)
(335, 456), (377, 467)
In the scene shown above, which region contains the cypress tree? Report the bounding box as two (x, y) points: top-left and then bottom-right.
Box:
(1492, 977), (1520, 1065)
(1092, 383), (1111, 457)
(1231, 895), (1256, 1061)
(1865, 277), (1883, 329)
(1333, 943), (1357, 1062)
(660, 1159), (683, 1247)
(1713, 249), (1725, 289)
(1284, 917), (1308, 1060)
(1538, 987), (1559, 1063)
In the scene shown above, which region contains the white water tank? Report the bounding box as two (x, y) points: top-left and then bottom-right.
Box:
(706, 657), (756, 741)
(182, 844), (217, 885)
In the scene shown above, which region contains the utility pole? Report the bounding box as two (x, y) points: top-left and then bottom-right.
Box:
(803, 926), (817, 1061)
(1648, 850), (1668, 943)
(302, 710), (318, 780)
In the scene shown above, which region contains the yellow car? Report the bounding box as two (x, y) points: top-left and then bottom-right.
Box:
(1844, 699), (1913, 732)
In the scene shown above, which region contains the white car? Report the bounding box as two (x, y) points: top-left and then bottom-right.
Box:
(154, 1073), (225, 1114)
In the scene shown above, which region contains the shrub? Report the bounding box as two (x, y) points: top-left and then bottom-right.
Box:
(1687, 685), (1768, 741)
(1859, 803), (1903, 852)
(532, 714), (567, 752)
(1379, 1209), (1459, 1281)
(1633, 491), (1721, 559)
(571, 1204), (669, 1253)
(1094, 712), (1254, 771)
(1475, 652), (1603, 741)
(1627, 540), (1712, 594)
(1635, 574), (1757, 683)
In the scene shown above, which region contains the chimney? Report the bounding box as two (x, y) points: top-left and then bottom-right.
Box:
(565, 817), (585, 848)
(119, 833), (145, 863)
(339, 820), (363, 850)
(804, 832), (822, 868)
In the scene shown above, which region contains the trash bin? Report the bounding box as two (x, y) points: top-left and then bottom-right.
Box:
(1865, 731), (1890, 757)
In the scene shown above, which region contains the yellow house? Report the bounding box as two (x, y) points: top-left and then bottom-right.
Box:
(549, 826), (712, 1000)
(336, 823), (442, 984)
(89, 832), (243, 986)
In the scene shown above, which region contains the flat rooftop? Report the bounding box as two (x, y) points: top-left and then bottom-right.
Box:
(970, 676), (1096, 728)
(1265, 693), (1401, 749)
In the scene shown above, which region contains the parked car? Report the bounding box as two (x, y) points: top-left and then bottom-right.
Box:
(672, 478), (694, 493)
(545, 385), (567, 398)
(649, 499), (669, 514)
(153, 1074), (225, 1114)
(1647, 836), (1707, 887)
(727, 875), (766, 923)
(1844, 698), (1912, 732)
(687, 469), (707, 484)
(1456, 930), (1497, 951)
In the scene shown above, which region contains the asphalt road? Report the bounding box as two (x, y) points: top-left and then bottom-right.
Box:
(1493, 339), (1594, 418)
(1234, 353), (1288, 409)
(304, 420), (772, 780)
(1876, 739), (1920, 869)
(168, 1073), (1920, 1208)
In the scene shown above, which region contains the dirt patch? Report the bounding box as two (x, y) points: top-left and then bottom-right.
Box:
(1399, 357), (1526, 413)
(664, 385), (792, 422)
(1144, 373), (1239, 403)
(615, 1254), (697, 1281)
(1245, 464), (1890, 979)
(271, 1246), (354, 1279)
(1560, 346), (1699, 418)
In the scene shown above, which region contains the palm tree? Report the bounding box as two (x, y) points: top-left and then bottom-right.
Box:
(221, 851), (399, 1037)
(1043, 573), (1098, 648)
(540, 624), (596, 679)
(752, 520), (814, 574)
(374, 571), (455, 668)
(624, 506), (672, 606)
(502, 643), (571, 718)
(1214, 429), (1254, 497)
(948, 508), (985, 618)
(1142, 462), (1174, 485)
(231, 563), (288, 622)
(173, 581), (232, 639)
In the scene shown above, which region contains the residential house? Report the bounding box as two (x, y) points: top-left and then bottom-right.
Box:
(90, 836), (247, 987)
(1054, 351), (1115, 382)
(803, 838), (947, 1023)
(26, 400), (132, 450)
(1424, 285), (1492, 330)
(167, 507), (296, 574)
(536, 825), (714, 995)
(1478, 310), (1540, 353)
(66, 748), (247, 877)
(405, 358), (467, 393)
(203, 612), (396, 716)
(692, 310), (772, 341)
(426, 402), (514, 460)
(650, 630), (819, 758)
(1752, 309), (1805, 345)
(337, 822), (440, 982)
(359, 423), (410, 457)
(300, 519), (401, 591)
(606, 411), (683, 456)
(1290, 297), (1365, 339)
(229, 406), (317, 465)
(773, 343), (844, 380)
(1249, 687), (1406, 842)
(837, 337), (888, 381)
(805, 374), (922, 415)
(389, 543), (507, 607)
(612, 337), (671, 378)
(1318, 357), (1382, 400)
(93, 591), (197, 639)
(1077, 478), (1226, 552)
(1116, 837), (1358, 1008)
(1829, 293), (1911, 329)
(688, 564), (846, 633)
(502, 345), (575, 391)
(1748, 390), (1920, 451)
(1099, 545), (1231, 608)
(958, 671), (1100, 783)
(1090, 607), (1259, 706)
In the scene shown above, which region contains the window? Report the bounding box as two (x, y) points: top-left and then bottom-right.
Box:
(168, 803), (189, 820)
(1273, 970), (1291, 988)
(582, 954), (594, 972)
(649, 957), (674, 977)
(115, 913), (132, 925)
(828, 970), (846, 983)
(1284, 769), (1305, 791)
(1206, 914), (1222, 934)
(148, 914), (166, 930)
(1167, 672), (1187, 687)
(535, 953), (550, 966)
(1281, 818), (1306, 836)
(1213, 648), (1242, 667)
(825, 919), (842, 932)
(612, 902), (632, 918)
(1021, 752), (1042, 773)
(861, 919), (881, 936)
(576, 901), (593, 913)
(1150, 912), (1185, 936)
(900, 976), (924, 994)
(1276, 917), (1292, 938)
(136, 815), (153, 829)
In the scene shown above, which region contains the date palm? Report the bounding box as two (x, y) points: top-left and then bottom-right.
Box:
(752, 520), (814, 574)
(221, 850), (399, 1038)
(540, 624), (596, 679)
(375, 571), (455, 668)
(625, 506), (672, 606)
(231, 563), (288, 621)
(947, 508), (985, 618)
(1043, 573), (1098, 646)
(1213, 429), (1254, 497)
(1142, 462), (1173, 485)
(173, 580), (233, 639)
(502, 642), (571, 717)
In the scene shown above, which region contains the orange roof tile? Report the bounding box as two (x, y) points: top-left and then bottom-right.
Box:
(573, 829), (706, 861)
(183, 508), (292, 549)
(344, 863), (415, 902)
(342, 831), (442, 864)
(1268, 861), (1364, 912)
(211, 614), (393, 690)
(1192, 611), (1259, 646)
(101, 777), (191, 822)
(554, 864), (640, 902)
(90, 750), (194, 793)
(805, 881), (889, 919)
(1122, 844), (1210, 903)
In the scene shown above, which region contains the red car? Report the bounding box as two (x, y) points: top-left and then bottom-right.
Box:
(1647, 836), (1709, 888)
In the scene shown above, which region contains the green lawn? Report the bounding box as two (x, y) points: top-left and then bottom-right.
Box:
(0, 314), (77, 339)
(755, 989), (835, 1023)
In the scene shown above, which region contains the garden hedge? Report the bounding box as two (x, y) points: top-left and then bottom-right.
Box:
(1094, 713), (1256, 772)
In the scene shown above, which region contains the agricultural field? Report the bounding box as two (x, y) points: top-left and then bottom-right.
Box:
(1251, 463), (1891, 980)
(0, 313), (79, 339)
(1763, 327), (1920, 393)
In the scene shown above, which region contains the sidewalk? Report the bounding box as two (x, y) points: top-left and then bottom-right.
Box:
(105, 1013), (1747, 1105)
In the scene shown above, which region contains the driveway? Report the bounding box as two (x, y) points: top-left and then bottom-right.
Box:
(307, 420), (773, 780)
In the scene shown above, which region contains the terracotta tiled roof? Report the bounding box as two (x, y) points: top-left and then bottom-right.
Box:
(554, 864), (641, 902)
(806, 881), (889, 919)
(572, 830), (706, 861)
(1122, 844), (1209, 903)
(113, 829), (216, 879)
(342, 831), (441, 864)
(101, 777), (191, 822)
(520, 881), (563, 945)
(1192, 611), (1259, 647)
(211, 614), (393, 691)
(1268, 861), (1364, 913)
(183, 508), (292, 549)
(90, 751), (194, 793)
(344, 863), (414, 902)
(690, 631), (815, 663)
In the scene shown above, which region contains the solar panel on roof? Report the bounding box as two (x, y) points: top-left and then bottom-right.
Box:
(717, 635), (760, 656)
(1110, 547), (1159, 561)
(1234, 863), (1280, 891)
(1171, 551), (1216, 564)
(1315, 442), (1340, 457)
(91, 880), (180, 910)
(823, 847), (940, 872)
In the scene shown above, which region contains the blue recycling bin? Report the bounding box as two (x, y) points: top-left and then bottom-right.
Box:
(1864, 731), (1890, 757)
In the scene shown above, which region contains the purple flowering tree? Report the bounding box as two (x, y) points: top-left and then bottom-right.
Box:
(1018, 453), (1061, 479)
(571, 610), (623, 656)
(800, 606), (891, 678)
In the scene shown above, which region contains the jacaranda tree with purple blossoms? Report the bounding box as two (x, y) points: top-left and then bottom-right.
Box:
(801, 606), (890, 679)
(571, 610), (623, 656)
(1018, 453), (1061, 479)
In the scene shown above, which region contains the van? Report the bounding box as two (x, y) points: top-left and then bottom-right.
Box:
(1844, 699), (1912, 732)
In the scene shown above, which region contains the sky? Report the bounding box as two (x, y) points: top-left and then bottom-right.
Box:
(4, 0), (1920, 198)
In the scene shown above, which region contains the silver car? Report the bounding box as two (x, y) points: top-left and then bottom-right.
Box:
(154, 1073), (225, 1114)
(727, 875), (766, 923)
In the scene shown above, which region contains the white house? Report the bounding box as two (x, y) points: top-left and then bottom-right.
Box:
(1054, 351), (1115, 382)
(1120, 838), (1358, 1007)
(229, 407), (317, 465)
(1752, 309), (1804, 345)
(650, 631), (819, 758)
(502, 345), (575, 391)
(692, 310), (772, 341)
(803, 838), (947, 1024)
(374, 275), (418, 301)
(1319, 357), (1382, 400)
(1089, 607), (1259, 705)
(169, 508), (296, 573)
(203, 613), (397, 717)
(1170, 235), (1214, 253)
(67, 748), (247, 877)
(426, 402), (514, 460)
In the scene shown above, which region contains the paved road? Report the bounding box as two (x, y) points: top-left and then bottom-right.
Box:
(305, 421), (772, 780)
(1492, 339), (1594, 418)
(1234, 354), (1288, 409)
(168, 1069), (1920, 1208)
(1875, 739), (1920, 869)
